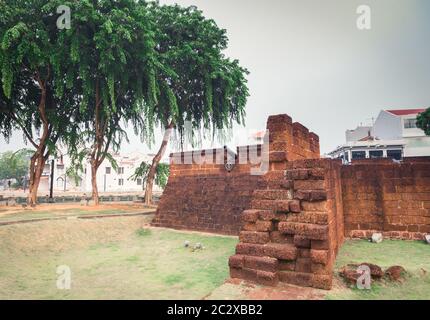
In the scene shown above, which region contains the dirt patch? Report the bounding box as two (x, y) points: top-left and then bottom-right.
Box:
(0, 203), (147, 217)
(0, 215), (153, 253)
(206, 279), (325, 300)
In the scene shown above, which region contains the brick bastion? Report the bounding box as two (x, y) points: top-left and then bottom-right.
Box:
(152, 114), (430, 290)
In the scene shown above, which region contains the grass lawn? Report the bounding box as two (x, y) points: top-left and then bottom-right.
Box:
(327, 239), (430, 300)
(0, 217), (238, 300)
(1, 214), (428, 300)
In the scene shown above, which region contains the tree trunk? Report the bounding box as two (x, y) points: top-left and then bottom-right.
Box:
(26, 70), (50, 206)
(91, 161), (100, 206)
(89, 79), (102, 206)
(27, 153), (46, 206)
(144, 122), (174, 205)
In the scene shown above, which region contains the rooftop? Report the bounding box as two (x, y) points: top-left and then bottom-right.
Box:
(386, 109), (426, 116)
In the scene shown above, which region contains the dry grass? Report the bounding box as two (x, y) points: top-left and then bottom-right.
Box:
(0, 216), (237, 300)
(0, 203), (152, 223)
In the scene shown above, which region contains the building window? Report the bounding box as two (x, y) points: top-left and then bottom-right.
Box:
(106, 167), (111, 174)
(118, 178), (124, 186)
(137, 179), (142, 186)
(351, 151), (366, 160)
(369, 150), (383, 159)
(387, 150), (402, 161)
(344, 152), (350, 162)
(404, 119), (417, 129)
(118, 167), (124, 174)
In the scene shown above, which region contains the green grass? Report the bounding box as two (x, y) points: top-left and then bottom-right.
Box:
(326, 239), (430, 300)
(136, 228), (152, 237)
(0, 227), (238, 300)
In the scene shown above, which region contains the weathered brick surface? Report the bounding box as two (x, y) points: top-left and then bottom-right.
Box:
(152, 157), (262, 235)
(278, 222), (328, 240)
(239, 231), (270, 244)
(342, 160), (430, 240)
(228, 115), (341, 290)
(154, 113), (430, 291)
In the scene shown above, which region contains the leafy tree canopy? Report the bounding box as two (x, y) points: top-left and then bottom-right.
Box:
(0, 149), (33, 185)
(130, 161), (170, 189)
(144, 2), (249, 145)
(417, 108), (430, 136)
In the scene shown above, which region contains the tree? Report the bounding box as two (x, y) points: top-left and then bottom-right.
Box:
(417, 109), (430, 135)
(0, 0), (81, 205)
(130, 161), (170, 192)
(56, 0), (159, 205)
(0, 149), (33, 187)
(142, 3), (249, 204)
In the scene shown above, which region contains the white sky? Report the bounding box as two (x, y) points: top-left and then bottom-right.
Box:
(1, 0), (430, 156)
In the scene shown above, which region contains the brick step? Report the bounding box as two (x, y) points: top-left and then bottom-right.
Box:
(278, 222), (328, 240)
(278, 271), (332, 290)
(241, 209), (273, 223)
(294, 190), (327, 201)
(230, 266), (278, 286)
(284, 211), (328, 225)
(250, 199), (301, 213)
(229, 254), (278, 273)
(235, 242), (297, 260)
(253, 189), (292, 200)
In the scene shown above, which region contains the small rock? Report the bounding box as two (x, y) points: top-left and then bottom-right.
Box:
(339, 262), (384, 285)
(194, 243), (202, 250)
(339, 266), (360, 285)
(425, 235), (430, 244)
(385, 266), (406, 282)
(371, 233), (383, 244)
(184, 241), (190, 248)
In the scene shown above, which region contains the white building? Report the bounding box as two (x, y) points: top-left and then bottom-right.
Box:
(39, 151), (165, 194)
(329, 108), (429, 162)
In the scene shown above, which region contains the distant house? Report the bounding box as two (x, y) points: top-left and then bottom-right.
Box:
(329, 108), (429, 162)
(38, 151), (166, 194)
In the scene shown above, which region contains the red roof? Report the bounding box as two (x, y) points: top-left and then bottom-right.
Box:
(386, 109), (426, 116)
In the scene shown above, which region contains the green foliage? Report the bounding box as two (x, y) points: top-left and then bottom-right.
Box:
(0, 1), (248, 199)
(130, 161), (170, 189)
(417, 108), (430, 135)
(0, 0), (82, 181)
(144, 2), (249, 146)
(0, 149), (32, 186)
(155, 163), (170, 189)
(57, 0), (158, 177)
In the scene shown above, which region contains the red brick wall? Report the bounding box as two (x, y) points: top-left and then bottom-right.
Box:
(153, 114), (321, 235)
(152, 148), (262, 235)
(267, 114), (320, 162)
(152, 113), (430, 290)
(342, 161), (430, 240)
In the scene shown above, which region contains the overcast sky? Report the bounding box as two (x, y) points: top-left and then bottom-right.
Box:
(1, 0), (430, 156)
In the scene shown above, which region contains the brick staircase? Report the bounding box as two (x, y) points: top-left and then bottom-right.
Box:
(229, 160), (344, 290)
